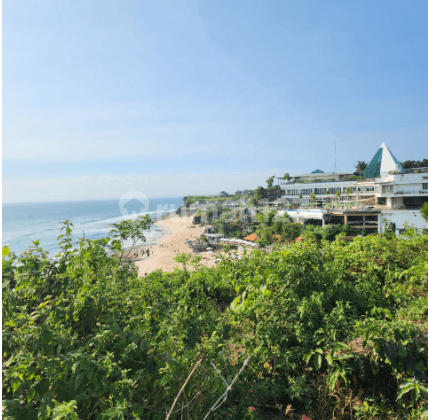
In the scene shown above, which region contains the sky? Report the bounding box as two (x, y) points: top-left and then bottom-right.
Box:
(3, 0), (428, 203)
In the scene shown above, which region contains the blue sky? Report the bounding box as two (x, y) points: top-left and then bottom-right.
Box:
(3, 0), (428, 202)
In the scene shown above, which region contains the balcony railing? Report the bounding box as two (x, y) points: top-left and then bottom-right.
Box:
(402, 167), (428, 174)
(280, 178), (363, 185)
(395, 190), (428, 195)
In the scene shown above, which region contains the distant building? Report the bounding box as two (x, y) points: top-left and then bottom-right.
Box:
(278, 142), (428, 235)
(219, 191), (229, 197)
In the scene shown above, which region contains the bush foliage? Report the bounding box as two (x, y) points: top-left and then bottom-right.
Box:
(3, 221), (428, 419)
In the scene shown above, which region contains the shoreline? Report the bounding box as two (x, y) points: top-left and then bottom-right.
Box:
(133, 215), (225, 276)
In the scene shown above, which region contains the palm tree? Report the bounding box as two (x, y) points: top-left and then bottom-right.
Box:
(345, 187), (351, 196)
(309, 192), (316, 202)
(354, 161), (368, 177)
(336, 189), (341, 198)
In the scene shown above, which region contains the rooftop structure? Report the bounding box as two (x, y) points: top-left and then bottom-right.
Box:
(364, 142), (403, 178)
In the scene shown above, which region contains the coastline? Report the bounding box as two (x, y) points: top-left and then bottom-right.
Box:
(133, 215), (224, 275)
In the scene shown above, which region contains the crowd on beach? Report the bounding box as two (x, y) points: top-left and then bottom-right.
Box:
(133, 216), (231, 276)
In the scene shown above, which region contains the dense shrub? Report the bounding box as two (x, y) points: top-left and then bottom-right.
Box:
(3, 222), (428, 419)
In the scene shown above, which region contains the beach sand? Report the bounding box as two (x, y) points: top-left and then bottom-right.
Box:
(134, 215), (222, 276)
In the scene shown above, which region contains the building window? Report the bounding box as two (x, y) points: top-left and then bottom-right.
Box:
(423, 183), (428, 190)
(286, 189), (300, 196)
(382, 185), (394, 194)
(328, 187), (340, 194)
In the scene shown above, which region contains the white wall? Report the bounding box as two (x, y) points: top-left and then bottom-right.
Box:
(378, 210), (428, 235)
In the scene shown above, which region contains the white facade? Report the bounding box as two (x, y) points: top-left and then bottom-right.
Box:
(378, 142), (404, 177)
(281, 171), (428, 207)
(378, 210), (428, 235)
(280, 180), (374, 203)
(375, 173), (428, 198)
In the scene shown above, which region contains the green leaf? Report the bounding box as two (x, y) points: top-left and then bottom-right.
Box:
(328, 370), (340, 394)
(412, 384), (421, 402)
(71, 361), (80, 374)
(75, 372), (85, 390)
(396, 382), (415, 400)
(302, 352), (314, 364)
(420, 404), (428, 418)
(11, 378), (21, 393)
(2, 245), (11, 257)
(230, 297), (240, 310)
(314, 354), (322, 371)
(27, 386), (36, 403)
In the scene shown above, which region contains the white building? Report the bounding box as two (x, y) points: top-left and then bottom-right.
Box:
(279, 143), (428, 234)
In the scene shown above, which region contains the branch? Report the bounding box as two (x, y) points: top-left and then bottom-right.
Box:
(165, 359), (202, 420)
(202, 357), (251, 420)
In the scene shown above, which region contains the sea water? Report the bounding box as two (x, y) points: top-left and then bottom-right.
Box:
(2, 197), (183, 256)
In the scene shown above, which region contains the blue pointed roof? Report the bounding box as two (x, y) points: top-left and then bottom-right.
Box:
(364, 142), (403, 178)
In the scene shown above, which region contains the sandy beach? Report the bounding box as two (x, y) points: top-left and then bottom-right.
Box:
(134, 215), (222, 276)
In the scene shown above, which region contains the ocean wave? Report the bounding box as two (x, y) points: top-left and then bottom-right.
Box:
(79, 219), (102, 225)
(94, 209), (176, 227)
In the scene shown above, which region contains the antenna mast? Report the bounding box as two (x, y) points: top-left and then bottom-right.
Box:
(334, 139), (337, 175)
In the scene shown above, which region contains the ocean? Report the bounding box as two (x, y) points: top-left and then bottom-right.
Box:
(2, 197), (183, 256)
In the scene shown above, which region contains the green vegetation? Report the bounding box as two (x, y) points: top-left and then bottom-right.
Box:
(354, 161), (368, 177)
(266, 176), (275, 189)
(250, 186), (263, 206)
(3, 219), (428, 420)
(421, 202), (428, 222)
(401, 159), (428, 169)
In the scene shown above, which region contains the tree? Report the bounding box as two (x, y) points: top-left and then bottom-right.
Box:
(401, 159), (428, 169)
(421, 202), (428, 221)
(250, 186), (264, 206)
(345, 187), (351, 196)
(266, 176), (275, 189)
(336, 190), (341, 198)
(282, 173), (290, 181)
(354, 161), (368, 176)
(110, 215), (152, 260)
(309, 192), (316, 202)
